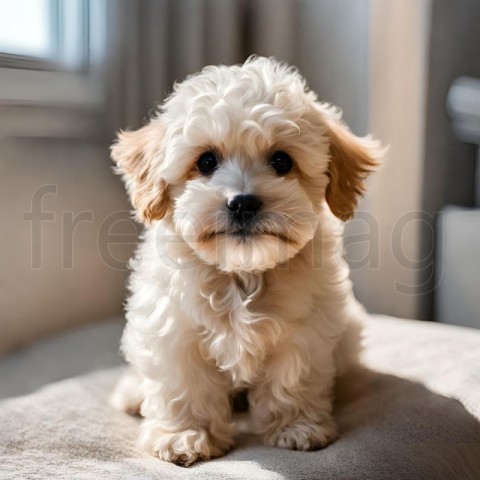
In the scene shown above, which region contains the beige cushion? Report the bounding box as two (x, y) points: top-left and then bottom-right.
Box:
(1, 315), (479, 478)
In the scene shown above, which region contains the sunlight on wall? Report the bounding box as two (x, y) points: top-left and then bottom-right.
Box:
(363, 0), (432, 318)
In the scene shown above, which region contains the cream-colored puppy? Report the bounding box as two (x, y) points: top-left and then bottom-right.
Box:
(110, 56), (380, 466)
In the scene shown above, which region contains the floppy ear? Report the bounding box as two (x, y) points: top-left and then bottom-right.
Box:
(319, 105), (382, 221)
(111, 120), (169, 224)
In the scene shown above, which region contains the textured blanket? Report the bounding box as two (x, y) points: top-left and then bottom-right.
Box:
(1, 316), (480, 479)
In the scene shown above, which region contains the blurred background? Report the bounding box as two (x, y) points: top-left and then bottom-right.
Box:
(1, 0), (480, 377)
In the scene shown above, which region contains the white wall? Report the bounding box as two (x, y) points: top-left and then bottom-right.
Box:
(0, 139), (134, 355)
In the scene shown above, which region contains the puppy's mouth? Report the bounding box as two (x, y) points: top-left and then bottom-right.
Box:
(200, 228), (291, 244)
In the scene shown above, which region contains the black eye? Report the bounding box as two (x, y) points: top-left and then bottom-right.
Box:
(197, 151), (218, 175)
(271, 151), (293, 175)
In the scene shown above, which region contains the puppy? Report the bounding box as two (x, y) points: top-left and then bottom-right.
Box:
(110, 56), (381, 466)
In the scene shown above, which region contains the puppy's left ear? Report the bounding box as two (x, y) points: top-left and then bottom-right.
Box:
(111, 120), (169, 224)
(317, 104), (383, 221)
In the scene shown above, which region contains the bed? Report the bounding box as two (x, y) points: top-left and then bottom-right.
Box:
(1, 315), (479, 479)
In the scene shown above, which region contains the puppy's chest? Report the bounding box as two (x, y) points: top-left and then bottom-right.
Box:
(186, 271), (313, 385)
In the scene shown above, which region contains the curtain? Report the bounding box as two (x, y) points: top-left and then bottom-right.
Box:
(106, 0), (247, 133)
(104, 0), (369, 135)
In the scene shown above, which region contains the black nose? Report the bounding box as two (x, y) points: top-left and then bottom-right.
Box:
(227, 194), (263, 219)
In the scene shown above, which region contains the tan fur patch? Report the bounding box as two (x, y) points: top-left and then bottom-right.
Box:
(324, 117), (381, 221)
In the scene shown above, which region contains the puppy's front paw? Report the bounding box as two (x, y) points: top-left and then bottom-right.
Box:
(268, 417), (339, 451)
(140, 423), (232, 466)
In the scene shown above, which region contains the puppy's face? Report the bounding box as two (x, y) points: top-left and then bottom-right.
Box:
(112, 57), (380, 273)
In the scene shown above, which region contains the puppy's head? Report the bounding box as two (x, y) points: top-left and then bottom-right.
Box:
(112, 57), (381, 273)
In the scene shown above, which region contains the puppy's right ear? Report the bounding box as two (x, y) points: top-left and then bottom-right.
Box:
(111, 120), (169, 224)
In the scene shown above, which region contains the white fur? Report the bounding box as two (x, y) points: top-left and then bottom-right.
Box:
(111, 56), (379, 466)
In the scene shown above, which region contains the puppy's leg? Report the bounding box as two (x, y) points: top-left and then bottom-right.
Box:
(110, 368), (144, 415)
(138, 336), (234, 466)
(250, 329), (339, 451)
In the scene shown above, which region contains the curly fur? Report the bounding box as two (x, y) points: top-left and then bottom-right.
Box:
(110, 56), (381, 466)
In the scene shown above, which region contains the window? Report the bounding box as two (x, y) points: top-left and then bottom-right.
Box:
(0, 0), (107, 138)
(0, 0), (53, 59)
(0, 0), (91, 70)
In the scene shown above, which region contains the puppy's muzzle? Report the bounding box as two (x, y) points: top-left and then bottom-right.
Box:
(227, 194), (263, 225)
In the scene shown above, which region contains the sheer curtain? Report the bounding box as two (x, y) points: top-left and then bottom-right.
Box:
(105, 0), (246, 132)
(104, 0), (369, 134)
